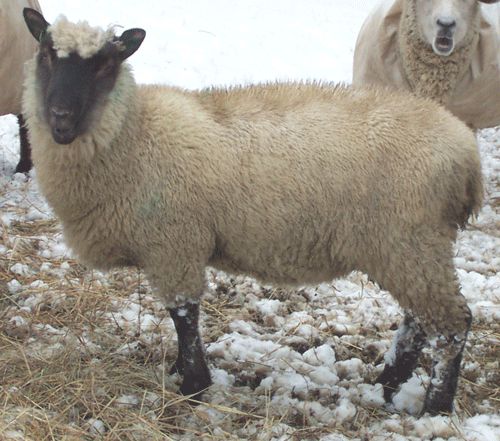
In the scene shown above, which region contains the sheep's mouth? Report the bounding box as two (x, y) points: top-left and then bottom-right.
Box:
(433, 35), (454, 56)
(51, 127), (77, 145)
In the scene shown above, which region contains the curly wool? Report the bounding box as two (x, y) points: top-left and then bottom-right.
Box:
(48, 15), (115, 58)
(352, 0), (500, 129)
(398, 0), (479, 105)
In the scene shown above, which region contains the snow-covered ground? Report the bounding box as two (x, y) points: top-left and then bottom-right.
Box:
(1, 1), (499, 440)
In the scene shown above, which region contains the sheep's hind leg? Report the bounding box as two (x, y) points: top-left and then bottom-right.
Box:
(423, 308), (471, 415)
(376, 311), (427, 402)
(169, 302), (212, 399)
(368, 233), (472, 415)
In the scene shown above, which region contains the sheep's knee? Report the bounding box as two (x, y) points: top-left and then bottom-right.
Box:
(376, 312), (426, 402)
(169, 302), (211, 401)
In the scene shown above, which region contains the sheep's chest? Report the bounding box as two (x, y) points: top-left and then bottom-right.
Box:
(60, 201), (140, 271)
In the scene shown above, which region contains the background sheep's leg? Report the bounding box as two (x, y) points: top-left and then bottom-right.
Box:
(376, 312), (427, 402)
(169, 302), (212, 399)
(15, 114), (33, 174)
(423, 307), (471, 415)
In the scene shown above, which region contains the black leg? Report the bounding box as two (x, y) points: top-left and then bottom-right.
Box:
(169, 302), (211, 399)
(376, 312), (427, 402)
(169, 337), (184, 376)
(423, 311), (471, 415)
(15, 114), (33, 174)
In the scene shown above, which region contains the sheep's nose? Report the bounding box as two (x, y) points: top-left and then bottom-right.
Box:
(50, 107), (73, 119)
(436, 17), (456, 29)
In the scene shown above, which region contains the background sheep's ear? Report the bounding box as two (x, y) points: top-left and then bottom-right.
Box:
(23, 8), (50, 42)
(478, 0), (499, 3)
(117, 28), (146, 61)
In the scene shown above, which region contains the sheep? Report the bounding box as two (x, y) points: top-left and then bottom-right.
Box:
(352, 0), (500, 129)
(22, 8), (484, 415)
(0, 0), (42, 173)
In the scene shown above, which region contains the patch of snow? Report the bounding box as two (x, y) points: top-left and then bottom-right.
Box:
(392, 374), (426, 416)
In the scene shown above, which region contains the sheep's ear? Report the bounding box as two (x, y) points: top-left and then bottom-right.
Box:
(23, 8), (50, 42)
(116, 28), (146, 61)
(478, 0), (499, 3)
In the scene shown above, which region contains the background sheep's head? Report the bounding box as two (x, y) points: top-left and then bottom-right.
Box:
(23, 8), (146, 144)
(413, 0), (499, 56)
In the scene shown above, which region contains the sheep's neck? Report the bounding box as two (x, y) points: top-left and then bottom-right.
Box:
(398, 2), (479, 105)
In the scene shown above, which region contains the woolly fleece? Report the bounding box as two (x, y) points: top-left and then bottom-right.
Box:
(0, 0), (41, 115)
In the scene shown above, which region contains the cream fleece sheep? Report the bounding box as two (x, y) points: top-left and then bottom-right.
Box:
(0, 0), (41, 173)
(22, 11), (483, 413)
(352, 0), (500, 129)
(0, 0), (41, 116)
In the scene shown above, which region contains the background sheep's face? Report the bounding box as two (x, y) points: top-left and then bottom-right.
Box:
(23, 8), (146, 145)
(414, 0), (479, 56)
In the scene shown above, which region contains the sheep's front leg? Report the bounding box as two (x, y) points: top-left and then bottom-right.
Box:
(169, 302), (212, 399)
(376, 312), (427, 402)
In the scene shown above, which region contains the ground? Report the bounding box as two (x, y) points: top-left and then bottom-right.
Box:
(0, 1), (499, 440)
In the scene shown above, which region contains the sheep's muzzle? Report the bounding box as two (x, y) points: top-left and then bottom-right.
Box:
(49, 107), (78, 144)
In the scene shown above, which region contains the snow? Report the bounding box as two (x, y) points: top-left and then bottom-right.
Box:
(1, 1), (499, 440)
(87, 418), (106, 436)
(392, 374), (426, 415)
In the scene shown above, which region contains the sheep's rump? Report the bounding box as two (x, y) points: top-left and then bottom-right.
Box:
(0, 0), (41, 115)
(352, 0), (500, 129)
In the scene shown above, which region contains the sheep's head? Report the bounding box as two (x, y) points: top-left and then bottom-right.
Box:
(23, 8), (146, 145)
(413, 0), (499, 56)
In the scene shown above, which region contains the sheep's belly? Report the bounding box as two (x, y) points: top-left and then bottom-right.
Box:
(210, 243), (347, 286)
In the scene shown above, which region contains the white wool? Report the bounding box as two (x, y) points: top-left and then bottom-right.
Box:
(48, 15), (115, 58)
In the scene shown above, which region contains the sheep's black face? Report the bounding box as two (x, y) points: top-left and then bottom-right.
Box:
(36, 37), (122, 144)
(23, 8), (146, 145)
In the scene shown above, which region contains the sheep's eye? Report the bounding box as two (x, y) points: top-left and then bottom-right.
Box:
(95, 58), (117, 78)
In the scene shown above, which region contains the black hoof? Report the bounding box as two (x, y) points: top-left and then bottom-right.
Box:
(179, 374), (212, 402)
(422, 388), (454, 416)
(375, 370), (400, 402)
(14, 161), (32, 174)
(422, 400), (453, 416)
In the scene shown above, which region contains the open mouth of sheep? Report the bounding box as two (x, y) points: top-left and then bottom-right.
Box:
(434, 35), (454, 55)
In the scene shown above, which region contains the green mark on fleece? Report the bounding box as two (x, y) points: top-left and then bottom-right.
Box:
(139, 192), (164, 219)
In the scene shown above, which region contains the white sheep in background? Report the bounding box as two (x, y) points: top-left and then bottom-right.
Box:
(353, 0), (500, 129)
(0, 0), (42, 173)
(22, 9), (483, 415)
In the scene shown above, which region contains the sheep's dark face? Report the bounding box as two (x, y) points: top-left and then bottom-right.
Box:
(23, 8), (146, 145)
(36, 37), (122, 144)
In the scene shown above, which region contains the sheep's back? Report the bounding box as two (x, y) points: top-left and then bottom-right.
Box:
(197, 84), (482, 283)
